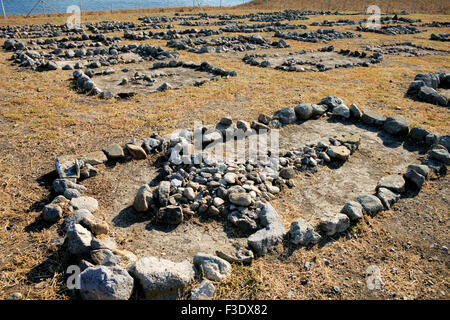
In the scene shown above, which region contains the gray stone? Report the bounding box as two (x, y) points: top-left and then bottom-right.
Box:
(53, 178), (86, 195)
(70, 196), (98, 212)
(193, 253), (232, 282)
(383, 116), (410, 136)
(319, 213), (350, 236)
(407, 164), (430, 179)
(294, 103), (313, 120)
(349, 103), (362, 118)
(437, 135), (450, 151)
(341, 201), (363, 220)
(311, 104), (327, 116)
(219, 117), (232, 126)
(64, 188), (82, 199)
(376, 174), (406, 193)
(318, 95), (343, 109)
(42, 204), (63, 223)
(248, 203), (286, 256)
(158, 181), (171, 206)
(279, 167), (295, 179)
(429, 148), (450, 164)
(409, 126), (430, 142)
(355, 194), (384, 215)
(377, 187), (400, 210)
(289, 218), (321, 245)
(156, 206), (183, 225)
(404, 169), (425, 189)
(258, 113), (271, 125)
(67, 223), (93, 256)
(362, 110), (386, 126)
(229, 192), (252, 207)
(128, 257), (195, 298)
(190, 280), (215, 300)
(133, 185), (154, 212)
(103, 144), (124, 160)
(327, 145), (350, 160)
(62, 209), (95, 232)
(79, 266), (134, 300)
(236, 120), (251, 132)
(183, 187), (196, 201)
(216, 246), (254, 265)
(223, 172), (237, 184)
(332, 104), (350, 118)
(273, 107), (296, 125)
(418, 86), (447, 106)
(80, 151), (108, 165)
(157, 82), (172, 91)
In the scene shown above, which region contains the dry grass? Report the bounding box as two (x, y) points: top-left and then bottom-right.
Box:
(0, 6), (448, 300)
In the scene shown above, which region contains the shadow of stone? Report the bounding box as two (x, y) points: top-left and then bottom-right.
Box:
(26, 245), (71, 284)
(112, 206), (151, 228)
(24, 216), (56, 233)
(145, 221), (179, 233)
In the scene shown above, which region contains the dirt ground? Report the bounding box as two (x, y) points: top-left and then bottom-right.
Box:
(0, 7), (449, 300)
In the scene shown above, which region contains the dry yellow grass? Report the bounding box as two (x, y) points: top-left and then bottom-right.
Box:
(0, 5), (448, 300)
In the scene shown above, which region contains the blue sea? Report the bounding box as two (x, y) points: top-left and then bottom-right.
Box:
(1, 0), (251, 16)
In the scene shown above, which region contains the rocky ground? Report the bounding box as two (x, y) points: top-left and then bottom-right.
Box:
(0, 7), (448, 300)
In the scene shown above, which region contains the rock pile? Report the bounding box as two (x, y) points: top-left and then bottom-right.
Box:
(356, 25), (422, 35)
(274, 29), (361, 43)
(407, 72), (449, 107)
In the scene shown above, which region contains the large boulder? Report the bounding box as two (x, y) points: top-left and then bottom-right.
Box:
(79, 266), (134, 300)
(128, 257), (195, 298)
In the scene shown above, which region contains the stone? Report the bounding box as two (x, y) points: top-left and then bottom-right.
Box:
(409, 126), (430, 142)
(418, 86), (447, 106)
(79, 266), (134, 300)
(332, 104), (350, 118)
(126, 144), (147, 160)
(191, 280), (215, 300)
(407, 164), (430, 179)
(67, 224), (93, 256)
(383, 116), (410, 136)
(128, 257), (195, 298)
(289, 218), (321, 245)
(91, 237), (118, 251)
(376, 174), (406, 193)
(355, 194), (384, 215)
(279, 167), (295, 179)
(327, 145), (350, 160)
(319, 213), (350, 236)
(156, 206), (183, 224)
(223, 172), (237, 184)
(251, 121), (270, 132)
(103, 144), (124, 160)
(157, 82), (172, 91)
(236, 120), (251, 132)
(183, 187), (196, 201)
(64, 188), (82, 199)
(42, 204), (63, 223)
(349, 103), (362, 118)
(216, 246), (254, 265)
(377, 188), (400, 210)
(62, 209), (95, 232)
(70, 196), (98, 212)
(429, 148), (450, 164)
(218, 117), (233, 126)
(248, 203), (286, 256)
(341, 201), (363, 220)
(318, 95), (343, 109)
(294, 103), (313, 120)
(53, 178), (86, 195)
(80, 216), (109, 236)
(133, 185), (154, 212)
(90, 249), (120, 266)
(362, 110), (386, 126)
(258, 113), (271, 125)
(273, 107), (296, 125)
(55, 156), (81, 180)
(193, 253), (232, 282)
(234, 215), (258, 233)
(404, 169), (425, 189)
(229, 192), (252, 207)
(437, 135), (450, 151)
(311, 104), (327, 116)
(80, 151), (108, 165)
(158, 181), (171, 206)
